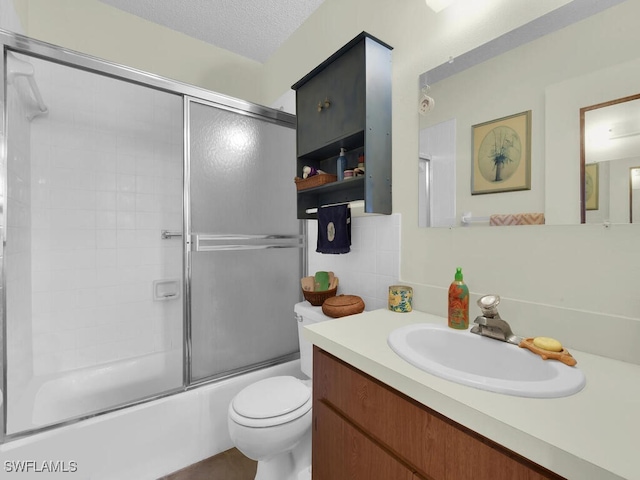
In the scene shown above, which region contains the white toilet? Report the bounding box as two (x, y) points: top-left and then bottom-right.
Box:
(227, 301), (330, 480)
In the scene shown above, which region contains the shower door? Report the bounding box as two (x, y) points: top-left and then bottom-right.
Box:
(3, 51), (184, 436)
(187, 98), (302, 383)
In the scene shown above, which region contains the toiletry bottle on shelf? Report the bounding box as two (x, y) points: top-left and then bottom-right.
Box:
(336, 148), (347, 181)
(448, 267), (469, 329)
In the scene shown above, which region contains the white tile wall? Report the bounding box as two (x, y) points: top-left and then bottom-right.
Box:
(307, 213), (401, 310)
(22, 58), (184, 376)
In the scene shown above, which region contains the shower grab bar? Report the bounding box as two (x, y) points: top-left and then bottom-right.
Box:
(6, 52), (48, 120)
(194, 234), (303, 252)
(161, 230), (183, 239)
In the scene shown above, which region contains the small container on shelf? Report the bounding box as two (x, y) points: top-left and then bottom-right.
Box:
(294, 173), (337, 191)
(336, 148), (347, 181)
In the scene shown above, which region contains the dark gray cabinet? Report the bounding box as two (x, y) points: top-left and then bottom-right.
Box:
(292, 32), (392, 219)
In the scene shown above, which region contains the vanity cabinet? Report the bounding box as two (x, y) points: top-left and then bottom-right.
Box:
(292, 32), (392, 219)
(312, 347), (566, 480)
(314, 401), (414, 479)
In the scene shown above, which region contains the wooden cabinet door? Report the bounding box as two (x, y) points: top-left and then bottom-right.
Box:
(313, 348), (565, 480)
(313, 400), (414, 480)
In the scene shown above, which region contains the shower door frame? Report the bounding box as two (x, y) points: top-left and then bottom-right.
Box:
(0, 29), (300, 443)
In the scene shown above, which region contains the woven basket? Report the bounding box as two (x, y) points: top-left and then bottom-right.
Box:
(302, 286), (337, 306)
(294, 174), (337, 191)
(322, 295), (365, 318)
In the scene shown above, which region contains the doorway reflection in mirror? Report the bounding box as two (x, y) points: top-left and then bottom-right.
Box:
(631, 167), (640, 223)
(419, 119), (456, 227)
(581, 94), (640, 224)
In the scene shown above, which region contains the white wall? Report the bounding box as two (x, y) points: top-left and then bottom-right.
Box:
(0, 0), (24, 32)
(10, 0), (264, 103)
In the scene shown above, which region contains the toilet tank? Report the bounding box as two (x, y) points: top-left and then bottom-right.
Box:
(294, 301), (332, 378)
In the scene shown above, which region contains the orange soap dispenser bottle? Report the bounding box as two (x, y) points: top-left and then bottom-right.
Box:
(448, 267), (469, 329)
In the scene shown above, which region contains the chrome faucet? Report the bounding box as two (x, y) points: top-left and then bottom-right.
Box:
(470, 295), (522, 345)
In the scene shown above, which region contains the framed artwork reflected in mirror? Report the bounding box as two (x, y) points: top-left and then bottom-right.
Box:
(471, 111), (531, 195)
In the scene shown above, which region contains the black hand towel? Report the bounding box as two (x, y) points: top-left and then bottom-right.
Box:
(316, 204), (351, 254)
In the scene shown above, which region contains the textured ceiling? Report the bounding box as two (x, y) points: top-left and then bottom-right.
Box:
(98, 0), (325, 63)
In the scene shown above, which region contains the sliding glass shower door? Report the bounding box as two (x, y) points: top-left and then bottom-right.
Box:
(187, 98), (302, 383)
(2, 32), (301, 441)
(3, 51), (184, 436)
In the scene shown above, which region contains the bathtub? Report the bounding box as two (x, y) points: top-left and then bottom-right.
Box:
(1, 358), (302, 479)
(8, 349), (184, 433)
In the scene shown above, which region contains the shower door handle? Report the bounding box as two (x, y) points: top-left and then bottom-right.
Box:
(193, 234), (303, 252)
(161, 230), (183, 239)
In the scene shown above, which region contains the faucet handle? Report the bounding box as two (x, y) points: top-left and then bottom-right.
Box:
(473, 315), (487, 326)
(477, 294), (501, 317)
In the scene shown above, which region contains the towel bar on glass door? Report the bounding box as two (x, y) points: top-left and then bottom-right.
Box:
(194, 234), (304, 252)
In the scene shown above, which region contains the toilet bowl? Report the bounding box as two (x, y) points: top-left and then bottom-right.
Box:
(228, 376), (312, 480)
(227, 302), (330, 480)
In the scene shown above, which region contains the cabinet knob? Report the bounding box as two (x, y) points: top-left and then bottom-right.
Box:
(317, 98), (331, 112)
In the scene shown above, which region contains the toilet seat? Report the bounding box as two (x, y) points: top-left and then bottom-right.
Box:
(230, 376), (311, 428)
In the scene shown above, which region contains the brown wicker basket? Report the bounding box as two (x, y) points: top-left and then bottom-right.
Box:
(322, 295), (365, 318)
(302, 286), (338, 306)
(295, 174), (337, 191)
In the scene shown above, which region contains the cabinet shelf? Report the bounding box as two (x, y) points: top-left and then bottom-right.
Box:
(292, 32), (392, 219)
(297, 177), (364, 219)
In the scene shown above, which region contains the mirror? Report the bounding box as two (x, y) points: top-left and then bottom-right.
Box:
(580, 95), (640, 224)
(417, 1), (639, 227)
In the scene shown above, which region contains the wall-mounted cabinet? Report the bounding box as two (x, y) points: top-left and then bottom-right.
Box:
(292, 32), (392, 219)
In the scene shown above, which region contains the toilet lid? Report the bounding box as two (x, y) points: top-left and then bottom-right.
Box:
(232, 376), (311, 419)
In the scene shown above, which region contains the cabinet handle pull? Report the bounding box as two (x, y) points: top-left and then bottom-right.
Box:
(317, 98), (331, 112)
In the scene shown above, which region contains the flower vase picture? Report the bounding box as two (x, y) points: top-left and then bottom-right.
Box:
(585, 163), (599, 210)
(472, 111), (532, 195)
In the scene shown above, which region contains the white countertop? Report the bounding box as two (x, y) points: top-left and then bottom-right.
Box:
(303, 308), (640, 480)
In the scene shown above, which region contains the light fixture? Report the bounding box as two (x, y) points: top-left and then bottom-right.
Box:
(418, 85), (435, 115)
(425, 0), (455, 13)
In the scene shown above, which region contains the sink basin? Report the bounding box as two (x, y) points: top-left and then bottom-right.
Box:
(387, 323), (586, 398)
